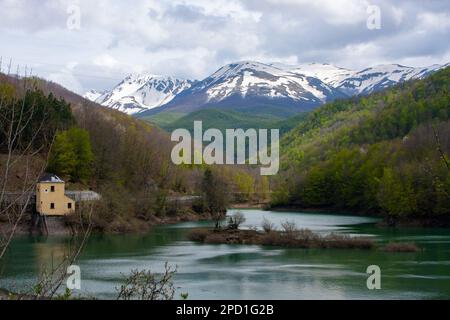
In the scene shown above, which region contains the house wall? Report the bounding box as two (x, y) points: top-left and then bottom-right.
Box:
(36, 182), (75, 216)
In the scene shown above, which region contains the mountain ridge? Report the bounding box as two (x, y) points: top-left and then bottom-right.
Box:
(85, 61), (449, 117)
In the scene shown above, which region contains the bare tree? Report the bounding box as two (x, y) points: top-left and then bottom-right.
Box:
(0, 67), (50, 260)
(262, 217), (276, 233)
(432, 125), (450, 199)
(0, 69), (94, 300)
(281, 220), (299, 239)
(433, 125), (450, 172)
(227, 211), (246, 230)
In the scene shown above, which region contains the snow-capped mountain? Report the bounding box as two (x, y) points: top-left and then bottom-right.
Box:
(335, 64), (447, 96)
(200, 61), (344, 103)
(276, 62), (448, 96)
(86, 61), (448, 116)
(85, 74), (194, 115)
(142, 61), (347, 115)
(83, 89), (106, 102)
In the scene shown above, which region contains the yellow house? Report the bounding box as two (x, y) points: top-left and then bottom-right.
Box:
(36, 174), (75, 216)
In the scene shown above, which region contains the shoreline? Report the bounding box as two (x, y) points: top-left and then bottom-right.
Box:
(3, 205), (449, 238)
(0, 210), (214, 237)
(268, 204), (381, 217)
(229, 203), (267, 210)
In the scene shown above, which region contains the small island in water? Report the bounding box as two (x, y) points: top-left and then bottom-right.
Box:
(188, 212), (420, 252)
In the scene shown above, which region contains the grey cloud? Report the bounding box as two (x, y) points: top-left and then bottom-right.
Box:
(0, 0), (449, 94)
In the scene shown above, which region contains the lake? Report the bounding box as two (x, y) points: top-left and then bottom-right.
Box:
(1, 209), (450, 300)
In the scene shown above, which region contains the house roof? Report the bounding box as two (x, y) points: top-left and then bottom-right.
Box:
(38, 173), (64, 183)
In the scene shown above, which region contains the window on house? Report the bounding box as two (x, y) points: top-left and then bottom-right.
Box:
(51, 186), (55, 192)
(68, 203), (72, 209)
(50, 203), (55, 209)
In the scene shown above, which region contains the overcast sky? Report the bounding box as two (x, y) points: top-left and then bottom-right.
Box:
(1, 0), (449, 94)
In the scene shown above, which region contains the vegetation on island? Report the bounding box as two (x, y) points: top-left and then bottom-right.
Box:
(189, 212), (420, 252)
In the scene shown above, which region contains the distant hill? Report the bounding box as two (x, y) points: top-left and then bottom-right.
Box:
(143, 107), (309, 136)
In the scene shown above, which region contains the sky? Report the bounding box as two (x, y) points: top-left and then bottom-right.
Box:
(0, 0), (449, 94)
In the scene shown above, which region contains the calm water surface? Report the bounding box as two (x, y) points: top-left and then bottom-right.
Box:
(1, 209), (450, 300)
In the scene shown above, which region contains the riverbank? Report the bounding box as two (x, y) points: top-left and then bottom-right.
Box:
(0, 209), (214, 237)
(230, 203), (268, 209)
(269, 204), (380, 217)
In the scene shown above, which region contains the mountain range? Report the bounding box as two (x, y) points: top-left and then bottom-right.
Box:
(84, 61), (449, 118)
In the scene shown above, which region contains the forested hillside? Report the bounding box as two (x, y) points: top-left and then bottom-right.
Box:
(0, 73), (269, 233)
(273, 67), (450, 224)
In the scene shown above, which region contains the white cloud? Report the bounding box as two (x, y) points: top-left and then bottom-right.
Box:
(416, 12), (450, 33)
(93, 54), (120, 69)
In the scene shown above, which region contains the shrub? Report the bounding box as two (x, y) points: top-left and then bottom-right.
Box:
(262, 217), (276, 233)
(227, 211), (246, 230)
(117, 263), (176, 300)
(281, 220), (298, 238)
(204, 233), (229, 244)
(382, 242), (420, 253)
(323, 234), (375, 249)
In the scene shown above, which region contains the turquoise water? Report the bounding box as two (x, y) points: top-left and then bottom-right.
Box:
(1, 209), (450, 300)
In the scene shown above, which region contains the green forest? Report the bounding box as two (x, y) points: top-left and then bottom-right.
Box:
(271, 67), (450, 224)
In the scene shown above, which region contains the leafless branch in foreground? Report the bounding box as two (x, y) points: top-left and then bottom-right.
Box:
(0, 67), (50, 260)
(117, 262), (177, 301)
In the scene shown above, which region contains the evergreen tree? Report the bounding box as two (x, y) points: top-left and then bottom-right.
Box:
(48, 128), (94, 182)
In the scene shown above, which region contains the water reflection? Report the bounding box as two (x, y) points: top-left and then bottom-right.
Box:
(1, 209), (450, 300)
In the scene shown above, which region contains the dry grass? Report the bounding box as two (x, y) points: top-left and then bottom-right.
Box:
(189, 228), (376, 250)
(188, 229), (210, 242)
(382, 242), (420, 253)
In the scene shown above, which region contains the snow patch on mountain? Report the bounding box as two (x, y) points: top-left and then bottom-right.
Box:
(196, 61), (343, 104)
(83, 90), (106, 102)
(85, 74), (194, 115)
(336, 64), (446, 96)
(271, 62), (353, 87)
